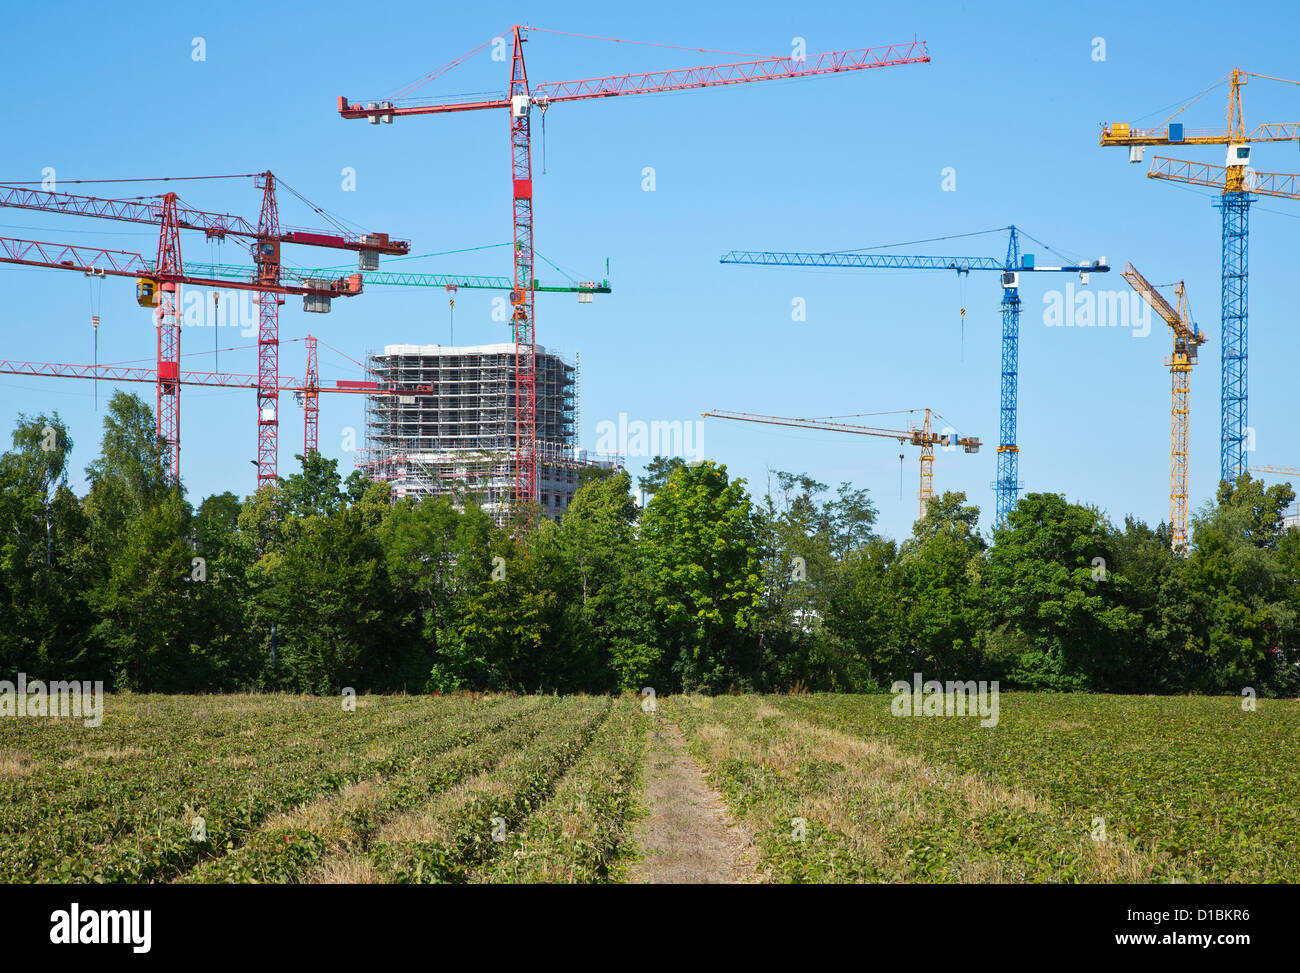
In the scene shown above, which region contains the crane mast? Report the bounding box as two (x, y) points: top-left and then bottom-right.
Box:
(1122, 263), (1204, 554)
(340, 25), (929, 517)
(509, 27), (538, 508)
(154, 195), (183, 482)
(256, 174), (282, 489)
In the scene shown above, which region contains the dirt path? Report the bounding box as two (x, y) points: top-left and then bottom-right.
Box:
(627, 720), (761, 884)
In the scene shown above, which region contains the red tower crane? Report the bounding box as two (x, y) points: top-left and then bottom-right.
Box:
(339, 26), (929, 509)
(0, 177), (408, 486)
(0, 334), (401, 463)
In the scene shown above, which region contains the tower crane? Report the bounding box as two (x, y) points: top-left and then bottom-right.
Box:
(701, 407), (980, 519)
(720, 226), (1108, 525)
(0, 335), (423, 464)
(186, 259), (610, 354)
(0, 177), (407, 485)
(187, 261), (611, 298)
(339, 24), (930, 511)
(1099, 69), (1300, 483)
(1121, 263), (1205, 554)
(185, 259), (609, 431)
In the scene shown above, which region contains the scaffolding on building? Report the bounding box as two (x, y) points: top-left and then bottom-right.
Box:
(361, 342), (619, 522)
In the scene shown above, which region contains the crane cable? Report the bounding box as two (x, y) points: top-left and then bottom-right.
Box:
(958, 274), (968, 362)
(0, 173), (257, 185)
(539, 103), (549, 175)
(447, 286), (457, 345)
(211, 237), (221, 370)
(832, 226), (1010, 256)
(87, 273), (102, 409)
(526, 26), (772, 59)
(388, 25), (775, 107)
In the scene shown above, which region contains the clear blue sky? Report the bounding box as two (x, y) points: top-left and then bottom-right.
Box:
(1, 0), (1297, 540)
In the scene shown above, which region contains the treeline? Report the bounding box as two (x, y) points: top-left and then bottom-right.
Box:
(2, 391), (1298, 697)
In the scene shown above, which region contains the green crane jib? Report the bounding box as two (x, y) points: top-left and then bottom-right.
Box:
(184, 261), (611, 296)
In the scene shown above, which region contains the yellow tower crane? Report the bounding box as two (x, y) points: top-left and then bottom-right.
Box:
(1122, 263), (1205, 554)
(1099, 69), (1300, 485)
(1099, 69), (1300, 158)
(701, 408), (981, 520)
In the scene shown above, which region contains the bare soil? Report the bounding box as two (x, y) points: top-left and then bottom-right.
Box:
(627, 720), (761, 884)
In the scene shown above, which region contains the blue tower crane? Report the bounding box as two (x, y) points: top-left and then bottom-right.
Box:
(1100, 68), (1300, 483)
(720, 226), (1109, 526)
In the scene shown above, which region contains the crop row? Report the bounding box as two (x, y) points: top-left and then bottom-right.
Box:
(668, 695), (1161, 883)
(475, 697), (648, 883)
(181, 697), (558, 883)
(0, 694), (355, 769)
(0, 694), (429, 842)
(364, 696), (613, 883)
(775, 692), (1300, 882)
(2, 695), (525, 882)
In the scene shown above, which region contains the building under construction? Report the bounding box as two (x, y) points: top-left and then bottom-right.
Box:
(362, 342), (614, 522)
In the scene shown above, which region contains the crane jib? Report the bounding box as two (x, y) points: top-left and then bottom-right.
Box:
(719, 251), (1109, 275)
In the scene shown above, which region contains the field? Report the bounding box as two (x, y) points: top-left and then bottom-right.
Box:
(670, 693), (1300, 883)
(1, 692), (1297, 883)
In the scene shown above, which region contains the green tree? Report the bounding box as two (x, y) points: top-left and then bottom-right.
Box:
(555, 470), (650, 690)
(379, 495), (494, 691)
(88, 491), (197, 690)
(81, 393), (194, 687)
(247, 486), (405, 693)
(1181, 475), (1297, 694)
(187, 491), (259, 686)
(242, 455), (414, 692)
(83, 391), (170, 551)
(753, 472), (843, 690)
(823, 536), (905, 689)
(639, 461), (763, 692)
(894, 491), (989, 680)
(280, 452), (347, 519)
(441, 521), (567, 692)
(986, 493), (1141, 690)
(637, 455), (686, 495)
(823, 482), (878, 558)
(1108, 516), (1193, 692)
(0, 414), (96, 677)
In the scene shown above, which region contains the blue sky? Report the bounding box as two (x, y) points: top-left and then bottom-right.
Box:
(1, 0), (1298, 540)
